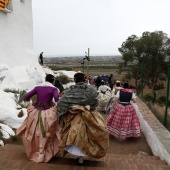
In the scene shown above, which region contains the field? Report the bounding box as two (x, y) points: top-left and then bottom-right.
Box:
(47, 64), (125, 82)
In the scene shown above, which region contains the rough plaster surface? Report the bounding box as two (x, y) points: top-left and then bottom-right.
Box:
(0, 0), (38, 67)
(0, 0), (45, 89)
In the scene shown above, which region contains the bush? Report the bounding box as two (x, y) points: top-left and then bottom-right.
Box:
(4, 89), (27, 108)
(143, 93), (153, 102)
(156, 96), (166, 106)
(154, 83), (164, 90)
(3, 135), (22, 144)
(18, 110), (24, 118)
(4, 88), (19, 94)
(11, 135), (20, 143)
(16, 90), (26, 104)
(14, 90), (26, 106)
(0, 131), (3, 139)
(159, 73), (166, 81)
(48, 65), (72, 71)
(124, 74), (132, 80)
(147, 103), (164, 124)
(57, 73), (70, 84)
(158, 96), (166, 103)
(155, 95), (170, 106)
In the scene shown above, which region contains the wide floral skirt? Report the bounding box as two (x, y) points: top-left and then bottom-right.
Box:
(106, 104), (141, 140)
(59, 105), (109, 159)
(16, 104), (61, 163)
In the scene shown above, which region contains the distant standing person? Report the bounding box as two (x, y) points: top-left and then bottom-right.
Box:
(97, 80), (112, 113)
(39, 52), (43, 65)
(108, 74), (115, 90)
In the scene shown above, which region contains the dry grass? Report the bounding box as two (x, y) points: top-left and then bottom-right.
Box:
(147, 102), (170, 130)
(152, 104), (166, 116)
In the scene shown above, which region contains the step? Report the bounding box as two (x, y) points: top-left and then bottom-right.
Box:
(0, 144), (170, 170)
(0, 154), (169, 170)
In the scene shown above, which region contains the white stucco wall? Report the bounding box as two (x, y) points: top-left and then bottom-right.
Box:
(0, 0), (45, 90)
(0, 0), (39, 67)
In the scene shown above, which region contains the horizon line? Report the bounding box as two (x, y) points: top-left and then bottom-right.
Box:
(44, 54), (122, 57)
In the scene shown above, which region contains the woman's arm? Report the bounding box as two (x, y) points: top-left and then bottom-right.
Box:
(132, 93), (136, 103)
(24, 88), (36, 101)
(112, 97), (118, 107)
(53, 88), (59, 102)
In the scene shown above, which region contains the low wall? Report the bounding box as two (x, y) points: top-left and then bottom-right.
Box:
(134, 98), (170, 165)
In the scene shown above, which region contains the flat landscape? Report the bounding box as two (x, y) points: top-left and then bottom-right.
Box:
(44, 55), (124, 78)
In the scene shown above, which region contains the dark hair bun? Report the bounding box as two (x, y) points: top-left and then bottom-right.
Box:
(45, 74), (55, 83)
(123, 82), (129, 88)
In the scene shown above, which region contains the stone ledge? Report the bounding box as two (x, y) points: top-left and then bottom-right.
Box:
(134, 98), (170, 165)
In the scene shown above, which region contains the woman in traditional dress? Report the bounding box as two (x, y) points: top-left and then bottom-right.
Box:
(111, 80), (123, 97)
(16, 74), (61, 163)
(106, 82), (141, 141)
(97, 80), (112, 113)
(57, 72), (109, 165)
(105, 81), (123, 114)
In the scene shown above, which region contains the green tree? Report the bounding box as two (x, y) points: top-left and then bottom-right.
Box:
(118, 31), (170, 103)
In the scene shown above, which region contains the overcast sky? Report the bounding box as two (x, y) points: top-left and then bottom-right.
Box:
(32, 0), (170, 57)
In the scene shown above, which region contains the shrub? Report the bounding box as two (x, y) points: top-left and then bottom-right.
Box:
(147, 103), (164, 124)
(159, 73), (166, 81)
(124, 74), (132, 80)
(18, 110), (24, 118)
(158, 96), (166, 103)
(4, 88), (19, 94)
(57, 73), (70, 84)
(3, 135), (22, 144)
(14, 90), (26, 106)
(0, 130), (3, 138)
(11, 135), (20, 143)
(154, 83), (164, 90)
(143, 93), (153, 102)
(4, 89), (27, 108)
(48, 65), (72, 71)
(155, 96), (170, 107)
(0, 76), (5, 83)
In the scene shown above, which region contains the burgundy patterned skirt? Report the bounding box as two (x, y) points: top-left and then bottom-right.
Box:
(106, 103), (141, 139)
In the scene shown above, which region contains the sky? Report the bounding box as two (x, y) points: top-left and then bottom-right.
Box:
(32, 0), (170, 57)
